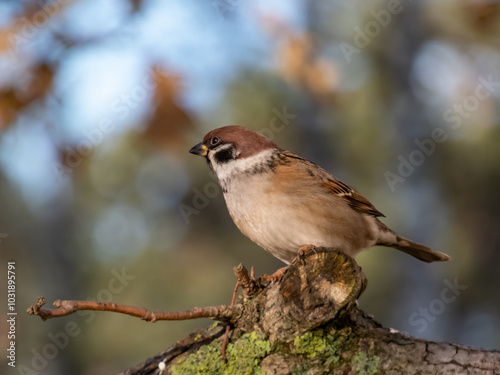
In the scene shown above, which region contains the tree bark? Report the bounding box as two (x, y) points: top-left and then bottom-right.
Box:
(119, 248), (499, 374)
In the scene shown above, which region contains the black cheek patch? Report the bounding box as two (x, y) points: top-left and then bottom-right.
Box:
(214, 147), (235, 163)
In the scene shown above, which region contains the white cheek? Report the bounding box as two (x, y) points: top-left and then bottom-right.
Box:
(210, 149), (276, 183)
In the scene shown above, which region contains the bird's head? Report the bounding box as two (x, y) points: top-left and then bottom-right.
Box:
(189, 126), (279, 181)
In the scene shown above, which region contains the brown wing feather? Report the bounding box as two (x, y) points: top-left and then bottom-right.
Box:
(279, 151), (385, 218)
(322, 178), (385, 217)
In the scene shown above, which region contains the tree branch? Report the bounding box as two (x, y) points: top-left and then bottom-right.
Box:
(121, 248), (500, 375)
(27, 259), (264, 324)
(27, 296), (240, 323)
(27, 247), (500, 374)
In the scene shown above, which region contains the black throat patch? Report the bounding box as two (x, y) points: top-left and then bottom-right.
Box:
(213, 145), (236, 164)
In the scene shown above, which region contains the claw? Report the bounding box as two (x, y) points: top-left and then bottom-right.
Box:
(297, 245), (317, 264)
(260, 266), (288, 284)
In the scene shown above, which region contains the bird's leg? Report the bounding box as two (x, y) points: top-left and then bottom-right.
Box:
(260, 266), (288, 283)
(221, 281), (239, 363)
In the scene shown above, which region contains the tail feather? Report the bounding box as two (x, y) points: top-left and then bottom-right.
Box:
(390, 236), (450, 263)
(376, 221), (450, 263)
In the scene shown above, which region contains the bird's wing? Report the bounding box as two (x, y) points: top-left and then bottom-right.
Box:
(278, 151), (385, 218)
(321, 177), (385, 217)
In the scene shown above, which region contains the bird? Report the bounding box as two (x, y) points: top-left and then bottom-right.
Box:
(189, 126), (450, 273)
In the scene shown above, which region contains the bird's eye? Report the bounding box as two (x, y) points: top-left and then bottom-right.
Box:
(210, 136), (221, 146)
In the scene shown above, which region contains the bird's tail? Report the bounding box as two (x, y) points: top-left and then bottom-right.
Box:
(376, 222), (450, 263)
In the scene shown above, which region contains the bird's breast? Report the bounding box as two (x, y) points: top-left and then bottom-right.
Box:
(221, 173), (331, 263)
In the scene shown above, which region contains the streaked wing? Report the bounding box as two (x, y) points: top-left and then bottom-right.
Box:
(321, 178), (385, 217)
(278, 151), (385, 218)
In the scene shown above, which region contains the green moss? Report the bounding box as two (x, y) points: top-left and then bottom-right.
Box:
(291, 363), (309, 375)
(293, 332), (326, 358)
(352, 352), (380, 375)
(290, 331), (343, 374)
(172, 339), (225, 375)
(292, 332), (342, 361)
(208, 321), (220, 331)
(173, 328), (379, 374)
(172, 332), (270, 375)
(324, 335), (341, 365)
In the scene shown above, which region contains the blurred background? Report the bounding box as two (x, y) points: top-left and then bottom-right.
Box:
(0, 0), (499, 373)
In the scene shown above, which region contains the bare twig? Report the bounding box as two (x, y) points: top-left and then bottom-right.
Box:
(222, 281), (239, 363)
(233, 263), (262, 298)
(27, 297), (240, 323)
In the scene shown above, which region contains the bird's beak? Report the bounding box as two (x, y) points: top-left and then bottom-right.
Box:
(189, 142), (208, 156)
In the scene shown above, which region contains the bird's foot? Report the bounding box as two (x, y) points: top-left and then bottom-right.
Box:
(297, 245), (317, 264)
(260, 266), (288, 284)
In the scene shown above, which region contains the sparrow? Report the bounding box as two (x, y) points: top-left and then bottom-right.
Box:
(189, 126), (450, 266)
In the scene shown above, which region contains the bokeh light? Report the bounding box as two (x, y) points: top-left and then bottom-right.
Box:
(1, 0), (499, 373)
